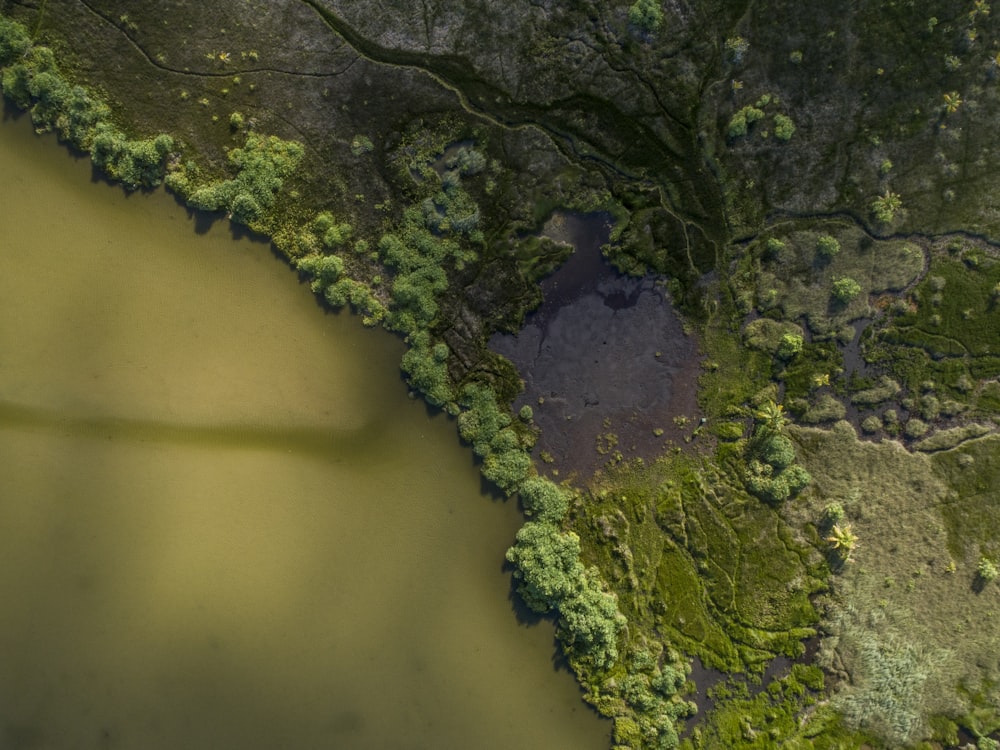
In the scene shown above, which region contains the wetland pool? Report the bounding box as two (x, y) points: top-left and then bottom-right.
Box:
(0, 113), (609, 750)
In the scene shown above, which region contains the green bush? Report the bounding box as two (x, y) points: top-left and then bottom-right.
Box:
(728, 106), (765, 138)
(871, 190), (903, 223)
(628, 0), (663, 31)
(457, 384), (510, 455)
(0, 29), (173, 188)
(519, 476), (570, 523)
(177, 132), (303, 223)
(399, 331), (453, 407)
(557, 569), (626, 668)
(832, 277), (862, 303)
(482, 444), (532, 494)
(0, 15), (31, 66)
(817, 234), (841, 259)
(297, 253), (344, 289)
(506, 521), (585, 612)
(977, 556), (999, 582)
(776, 332), (803, 360)
(773, 113), (796, 141)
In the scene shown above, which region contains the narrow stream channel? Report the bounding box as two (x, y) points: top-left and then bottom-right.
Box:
(0, 112), (610, 749)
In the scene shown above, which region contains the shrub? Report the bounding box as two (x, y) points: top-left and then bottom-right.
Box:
(482, 444), (532, 494)
(447, 147), (487, 176)
(519, 476), (570, 523)
(0, 15), (31, 66)
(817, 234), (841, 259)
(903, 418), (929, 439)
(760, 433), (796, 470)
(556, 568), (626, 668)
(628, 0), (663, 31)
(728, 106), (765, 138)
(765, 237), (786, 257)
(400, 331), (453, 407)
(349, 134), (374, 155)
(518, 404), (533, 422)
(822, 502), (846, 528)
(773, 113), (796, 141)
(861, 415), (882, 433)
(776, 332), (803, 360)
(506, 521), (584, 612)
(977, 557), (999, 582)
(871, 190), (903, 223)
(457, 384), (510, 454)
(174, 132), (303, 222)
(725, 35), (750, 64)
(832, 277), (862, 303)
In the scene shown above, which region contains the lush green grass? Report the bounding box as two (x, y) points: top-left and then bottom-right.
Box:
(575, 450), (822, 675)
(869, 247), (1000, 419)
(681, 665), (875, 749)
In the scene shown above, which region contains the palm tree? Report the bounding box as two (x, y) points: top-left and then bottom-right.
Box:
(826, 523), (858, 560)
(754, 399), (788, 433)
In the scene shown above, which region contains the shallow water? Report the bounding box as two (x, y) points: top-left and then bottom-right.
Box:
(490, 213), (702, 479)
(0, 113), (609, 749)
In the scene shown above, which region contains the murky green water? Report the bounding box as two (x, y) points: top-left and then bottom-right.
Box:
(0, 114), (608, 749)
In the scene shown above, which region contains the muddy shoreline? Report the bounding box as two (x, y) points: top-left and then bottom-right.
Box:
(490, 213), (704, 481)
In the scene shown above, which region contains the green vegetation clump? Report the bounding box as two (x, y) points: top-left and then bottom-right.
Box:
(832, 277), (862, 304)
(728, 106), (765, 138)
(505, 521), (626, 669)
(976, 556), (998, 583)
(743, 401), (811, 504)
(776, 332), (803, 360)
(871, 190), (903, 223)
(0, 20), (173, 189)
(0, 15), (31, 66)
(773, 113), (795, 141)
(628, 0), (663, 32)
(169, 132), (304, 225)
(816, 234), (840, 259)
(349, 134), (374, 155)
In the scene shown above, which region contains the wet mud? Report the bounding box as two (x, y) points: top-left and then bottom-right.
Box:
(490, 213), (703, 480)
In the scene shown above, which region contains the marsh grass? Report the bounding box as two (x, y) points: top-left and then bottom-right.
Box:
(790, 423), (1000, 745)
(577, 452), (823, 676)
(755, 224), (923, 335)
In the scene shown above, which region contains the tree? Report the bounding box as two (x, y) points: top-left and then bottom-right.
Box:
(754, 399), (788, 433)
(826, 523), (858, 561)
(871, 190), (903, 223)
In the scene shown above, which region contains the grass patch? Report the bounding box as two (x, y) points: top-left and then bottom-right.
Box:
(754, 223), (923, 335)
(576, 451), (822, 675)
(789, 423), (1000, 746)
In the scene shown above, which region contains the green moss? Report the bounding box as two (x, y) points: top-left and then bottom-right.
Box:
(576, 451), (821, 675)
